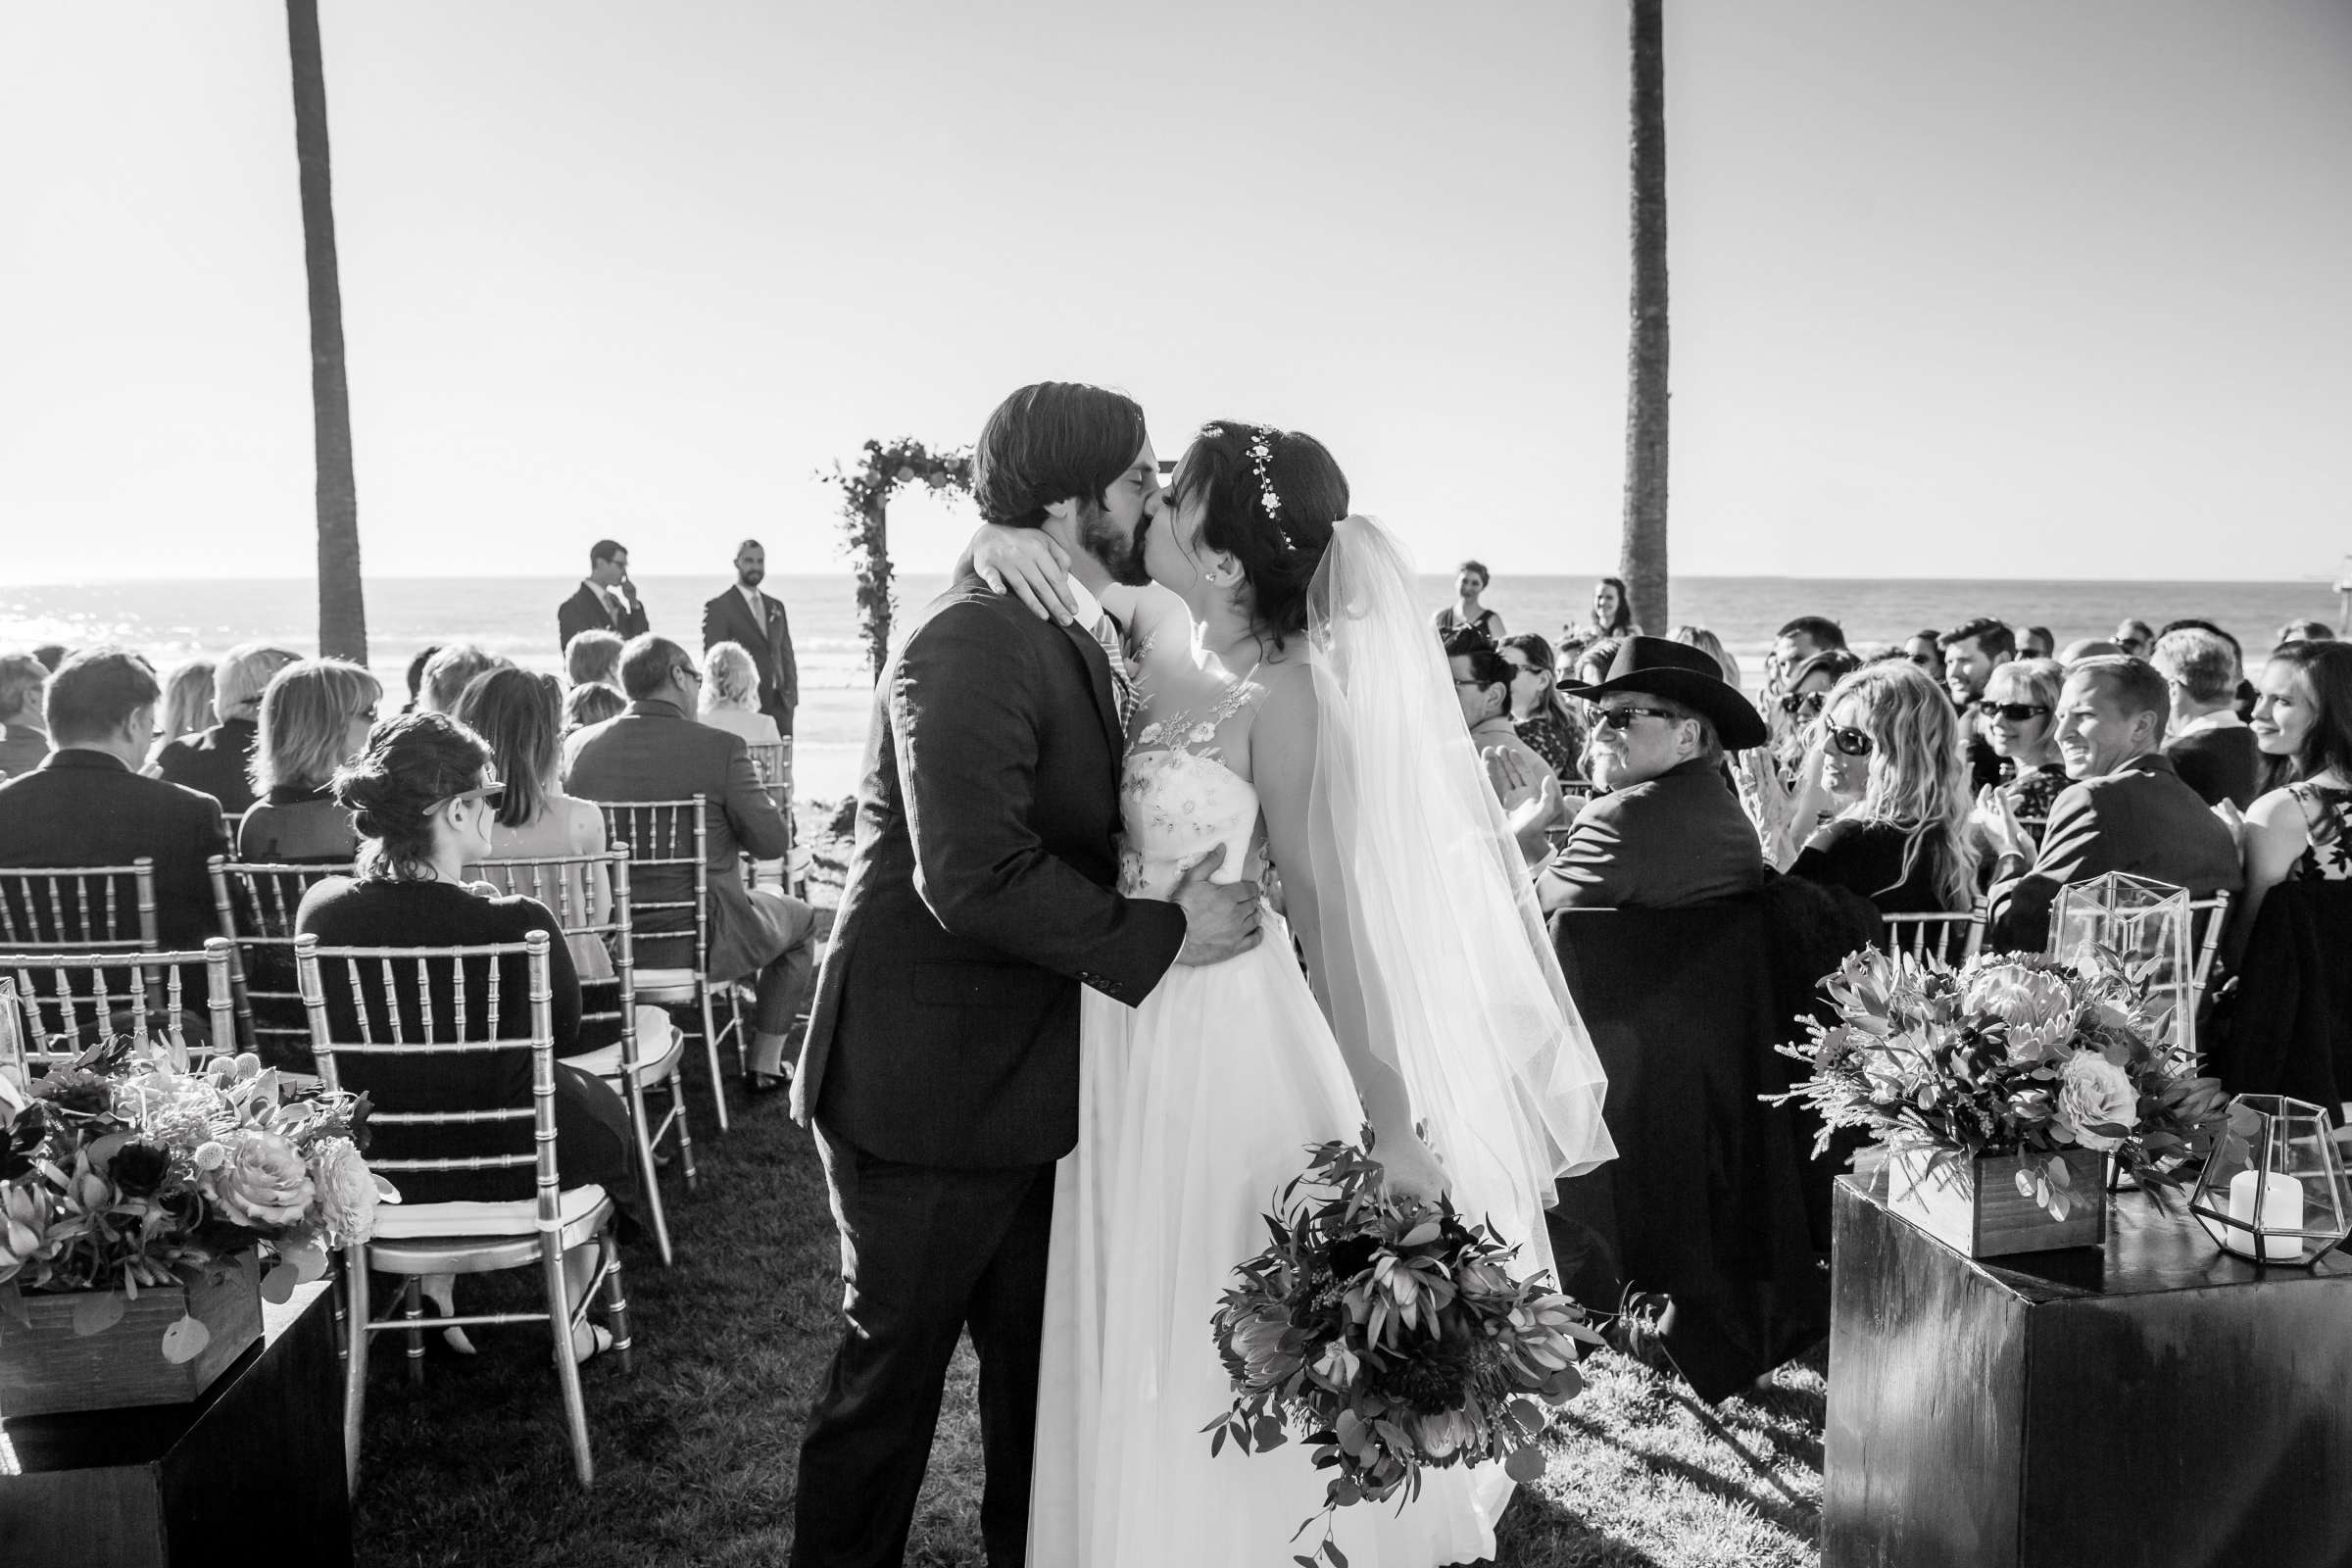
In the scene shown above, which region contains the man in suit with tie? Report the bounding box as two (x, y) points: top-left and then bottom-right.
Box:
(701, 540), (798, 737)
(557, 539), (649, 654)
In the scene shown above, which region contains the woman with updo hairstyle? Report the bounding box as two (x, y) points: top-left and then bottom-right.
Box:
(1784, 661), (1980, 914)
(697, 640), (783, 748)
(295, 711), (638, 1360)
(237, 658), (380, 862)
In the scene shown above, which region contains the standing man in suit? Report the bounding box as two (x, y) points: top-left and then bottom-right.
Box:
(701, 540), (797, 737)
(557, 539), (649, 655)
(786, 383), (1261, 1568)
(0, 648), (228, 952)
(564, 636), (816, 1089)
(1984, 656), (2242, 952)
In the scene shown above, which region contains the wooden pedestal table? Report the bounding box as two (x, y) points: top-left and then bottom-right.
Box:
(1824, 1172), (2352, 1568)
(0, 1280), (351, 1568)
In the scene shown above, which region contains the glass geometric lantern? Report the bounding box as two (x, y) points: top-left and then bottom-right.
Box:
(2189, 1095), (2352, 1267)
(2049, 872), (2196, 1053)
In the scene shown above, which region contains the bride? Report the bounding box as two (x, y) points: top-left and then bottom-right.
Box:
(972, 422), (1614, 1567)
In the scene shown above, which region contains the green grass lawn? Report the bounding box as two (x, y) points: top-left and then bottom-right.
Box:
(352, 1064), (1823, 1568)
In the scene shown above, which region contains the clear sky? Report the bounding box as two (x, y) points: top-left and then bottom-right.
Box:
(5, 0), (2348, 585)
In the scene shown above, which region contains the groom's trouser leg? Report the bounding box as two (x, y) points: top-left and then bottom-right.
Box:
(965, 1158), (1054, 1568)
(790, 1122), (1054, 1568)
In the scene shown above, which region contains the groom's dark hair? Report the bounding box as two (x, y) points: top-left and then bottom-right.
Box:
(972, 382), (1149, 529)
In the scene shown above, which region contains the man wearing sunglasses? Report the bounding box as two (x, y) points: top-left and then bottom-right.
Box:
(1984, 657), (2242, 952)
(1499, 637), (1767, 912)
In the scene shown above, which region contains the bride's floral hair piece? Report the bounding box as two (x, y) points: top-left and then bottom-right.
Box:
(1176, 422), (1348, 652)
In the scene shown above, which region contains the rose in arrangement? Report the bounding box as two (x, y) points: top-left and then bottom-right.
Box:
(1775, 945), (2228, 1217)
(1205, 1136), (1598, 1568)
(0, 1038), (399, 1360)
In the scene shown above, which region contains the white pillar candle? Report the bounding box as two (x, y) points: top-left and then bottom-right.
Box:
(2227, 1168), (2306, 1262)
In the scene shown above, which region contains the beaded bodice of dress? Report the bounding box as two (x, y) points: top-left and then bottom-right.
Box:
(1115, 643), (1268, 901)
(2290, 783), (2352, 882)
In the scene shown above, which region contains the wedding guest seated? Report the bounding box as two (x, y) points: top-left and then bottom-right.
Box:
(2232, 640), (2352, 941)
(0, 648), (227, 950)
(1984, 657), (2241, 953)
(400, 646), (439, 715)
(1432, 559), (1505, 638)
(2278, 619), (2334, 647)
(1499, 633), (1584, 780)
(417, 642), (511, 715)
(2153, 626), (2260, 809)
(0, 652), (52, 779)
(564, 629), (624, 690)
(1673, 625), (1740, 687)
(455, 668), (616, 977)
(1938, 616), (2014, 790)
(155, 642), (299, 815)
(565, 635), (820, 1091)
(297, 712), (639, 1359)
(145, 659), (216, 769)
(1975, 657), (2069, 828)
(1903, 630), (1946, 685)
(564, 681), (625, 736)
(2114, 618), (2156, 658)
(1786, 662), (1979, 915)
(698, 641), (786, 750)
(2060, 637), (2126, 663)
(2019, 625), (2056, 660)
(237, 658), (380, 862)
(1771, 615), (1846, 695)
(1768, 649), (1861, 786)
(1508, 637), (1767, 911)
(1446, 625), (1551, 793)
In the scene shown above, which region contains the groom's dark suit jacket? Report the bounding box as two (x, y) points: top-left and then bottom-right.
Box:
(791, 575), (1186, 1167)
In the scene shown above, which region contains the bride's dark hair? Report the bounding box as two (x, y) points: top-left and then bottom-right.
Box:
(1173, 423), (1348, 651)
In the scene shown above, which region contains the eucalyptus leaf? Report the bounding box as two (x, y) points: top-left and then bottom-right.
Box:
(1504, 1445), (1548, 1482)
(285, 1244), (328, 1284)
(261, 1261), (300, 1305)
(71, 1289), (127, 1337)
(160, 1312), (211, 1364)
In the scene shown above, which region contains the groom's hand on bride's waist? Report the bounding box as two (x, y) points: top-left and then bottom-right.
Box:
(1169, 844), (1263, 967)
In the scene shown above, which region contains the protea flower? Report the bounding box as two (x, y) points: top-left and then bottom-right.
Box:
(1963, 963), (2081, 1063)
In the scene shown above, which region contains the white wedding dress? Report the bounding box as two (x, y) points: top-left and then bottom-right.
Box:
(1026, 662), (1508, 1567)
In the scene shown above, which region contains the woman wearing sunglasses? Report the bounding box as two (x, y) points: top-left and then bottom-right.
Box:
(1499, 633), (1585, 780)
(1976, 658), (2068, 828)
(296, 711), (640, 1361)
(1785, 662), (1980, 914)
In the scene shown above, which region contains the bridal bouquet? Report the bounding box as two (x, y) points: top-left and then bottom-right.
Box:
(0, 1037), (398, 1360)
(1773, 945), (2229, 1216)
(1205, 1135), (1597, 1567)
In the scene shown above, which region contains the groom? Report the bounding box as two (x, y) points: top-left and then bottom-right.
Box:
(788, 382), (1262, 1568)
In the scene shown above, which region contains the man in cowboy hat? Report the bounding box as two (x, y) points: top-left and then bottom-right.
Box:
(1493, 636), (1767, 910)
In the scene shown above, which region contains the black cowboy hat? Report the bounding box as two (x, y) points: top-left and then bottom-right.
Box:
(1561, 635), (1768, 751)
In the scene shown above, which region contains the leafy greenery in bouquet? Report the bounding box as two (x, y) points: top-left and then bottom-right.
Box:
(1773, 945), (2230, 1219)
(0, 1037), (399, 1361)
(1204, 1135), (1599, 1568)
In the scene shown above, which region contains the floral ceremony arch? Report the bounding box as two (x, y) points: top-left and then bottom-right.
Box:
(821, 437), (973, 681)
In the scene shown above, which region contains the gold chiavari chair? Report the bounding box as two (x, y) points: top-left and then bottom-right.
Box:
(208, 858), (353, 1069)
(2188, 891), (2231, 999)
(473, 849), (692, 1267)
(741, 740), (806, 898)
(0, 859), (160, 954)
(1882, 903), (1989, 967)
(597, 797), (737, 1134)
(295, 931), (629, 1493)
(0, 940), (237, 1071)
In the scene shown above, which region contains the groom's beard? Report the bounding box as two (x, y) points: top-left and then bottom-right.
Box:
(1079, 507), (1152, 588)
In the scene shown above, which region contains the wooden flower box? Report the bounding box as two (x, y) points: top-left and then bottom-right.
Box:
(1885, 1147), (2108, 1258)
(0, 1253), (263, 1418)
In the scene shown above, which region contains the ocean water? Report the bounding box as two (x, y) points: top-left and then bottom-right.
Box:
(3, 573), (2339, 801)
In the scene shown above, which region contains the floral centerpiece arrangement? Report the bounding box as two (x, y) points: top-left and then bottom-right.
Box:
(1774, 945), (2230, 1219)
(1, 1037), (397, 1364)
(1205, 1136), (1598, 1568)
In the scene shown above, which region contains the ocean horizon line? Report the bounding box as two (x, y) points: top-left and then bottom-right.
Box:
(10, 568), (2343, 588)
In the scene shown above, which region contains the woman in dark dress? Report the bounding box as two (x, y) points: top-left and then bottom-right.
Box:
(296, 711), (638, 1359)
(1788, 662), (1980, 916)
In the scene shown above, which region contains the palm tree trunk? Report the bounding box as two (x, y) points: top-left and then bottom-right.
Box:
(287, 0), (367, 662)
(1622, 0), (1670, 635)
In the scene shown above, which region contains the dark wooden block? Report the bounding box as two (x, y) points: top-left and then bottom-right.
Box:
(0, 1280), (350, 1568)
(1825, 1173), (2352, 1568)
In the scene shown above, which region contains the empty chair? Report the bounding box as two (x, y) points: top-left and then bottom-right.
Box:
(210, 857), (352, 1068)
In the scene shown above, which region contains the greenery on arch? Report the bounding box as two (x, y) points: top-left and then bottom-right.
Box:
(820, 437), (974, 681)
